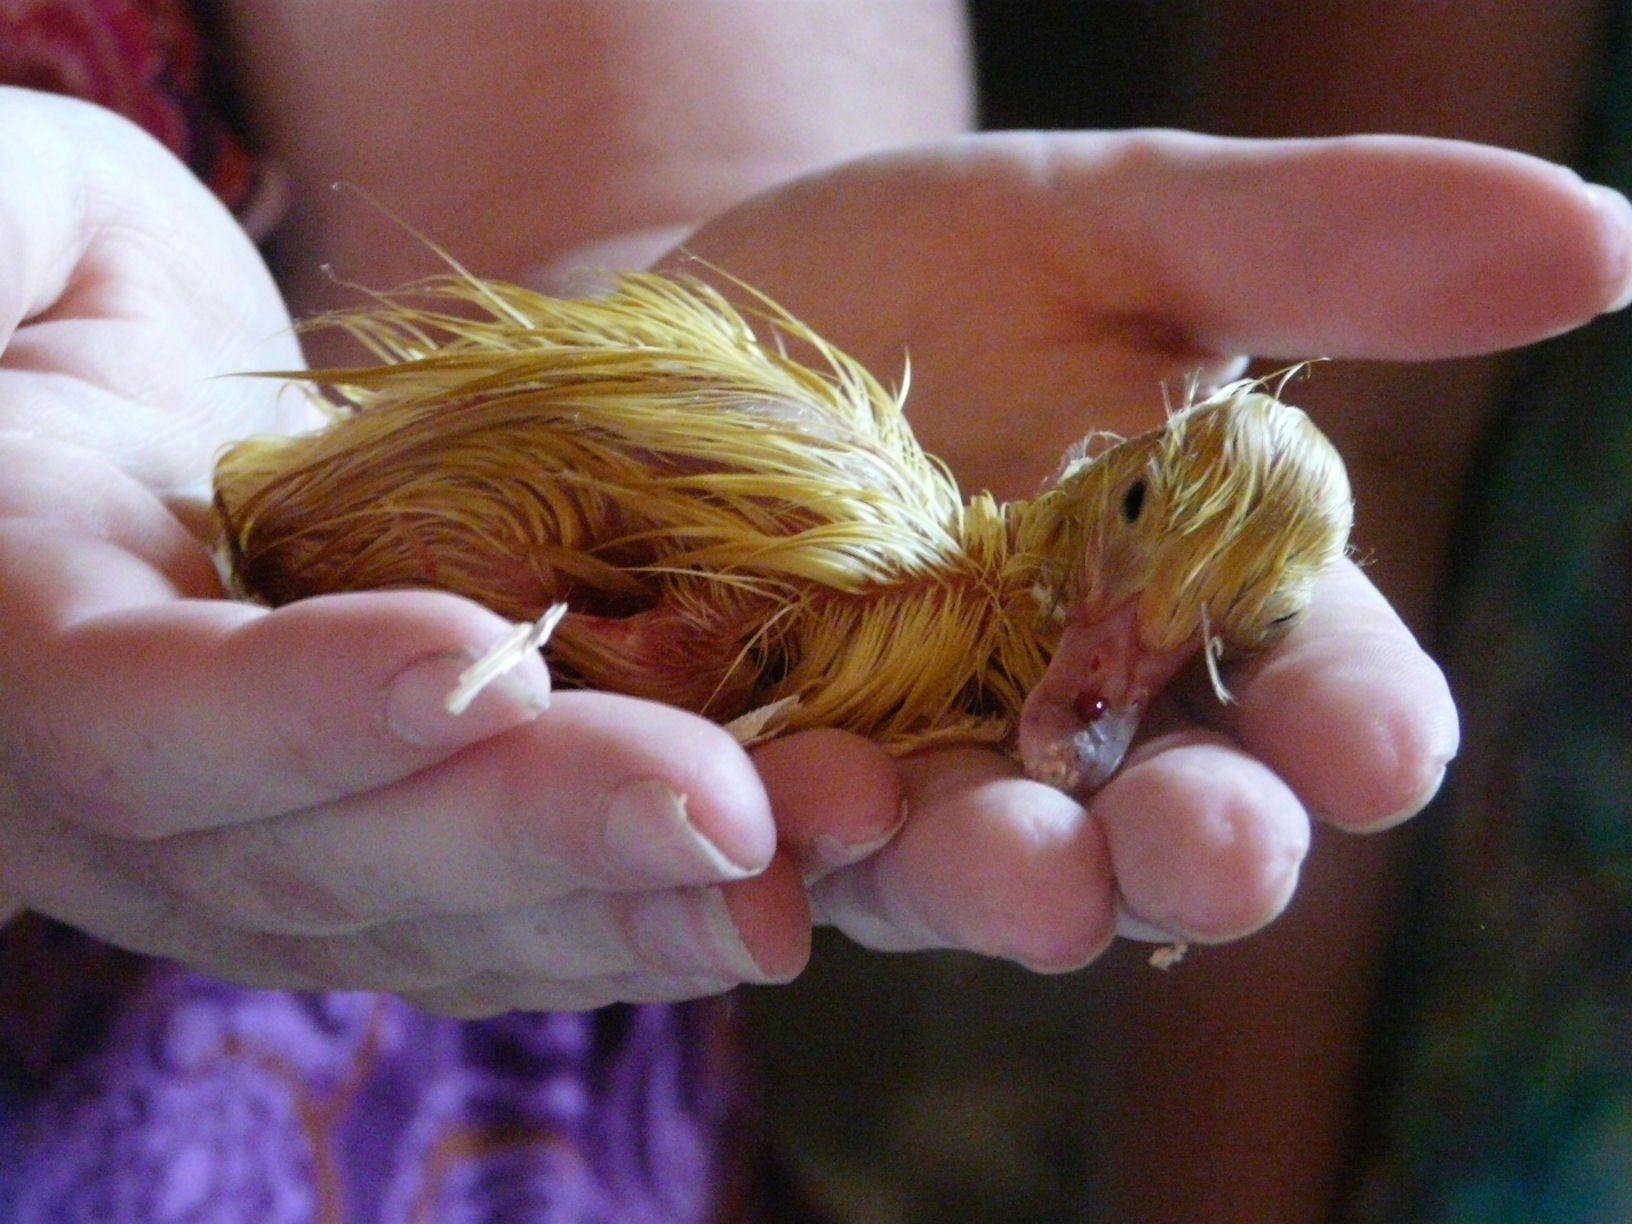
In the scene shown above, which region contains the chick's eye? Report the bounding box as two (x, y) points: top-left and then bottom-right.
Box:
(1121, 479), (1146, 524)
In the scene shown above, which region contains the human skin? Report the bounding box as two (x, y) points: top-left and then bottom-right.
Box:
(0, 6), (1623, 1023)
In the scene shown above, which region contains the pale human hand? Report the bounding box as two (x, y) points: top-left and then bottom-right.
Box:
(0, 88), (919, 1016)
(13, 93), (1624, 1009)
(663, 131), (1632, 966)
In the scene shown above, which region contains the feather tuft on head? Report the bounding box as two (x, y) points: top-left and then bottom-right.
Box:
(1024, 379), (1352, 677)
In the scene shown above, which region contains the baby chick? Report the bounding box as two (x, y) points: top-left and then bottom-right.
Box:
(213, 272), (1351, 800)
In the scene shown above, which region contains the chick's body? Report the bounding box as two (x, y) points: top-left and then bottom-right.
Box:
(214, 273), (1351, 794)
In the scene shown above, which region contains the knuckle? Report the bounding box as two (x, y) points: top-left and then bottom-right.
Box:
(8, 720), (171, 842)
(126, 834), (369, 938)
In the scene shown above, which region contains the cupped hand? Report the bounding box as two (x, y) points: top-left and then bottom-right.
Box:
(12, 97), (1626, 1010)
(669, 130), (1632, 966)
(0, 88), (905, 1016)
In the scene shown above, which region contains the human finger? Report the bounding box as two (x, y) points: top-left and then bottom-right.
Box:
(7, 790), (798, 1010)
(118, 856), (806, 1001)
(0, 534), (558, 839)
(1191, 559), (1458, 832)
(399, 970), (738, 1017)
(400, 974), (737, 1017)
(329, 878), (796, 990)
(1093, 729), (1311, 945)
(91, 692), (779, 939)
(0, 89), (304, 475)
(386, 855), (816, 1018)
(0, 431), (563, 840)
(1060, 130), (1632, 360)
(750, 728), (906, 878)
(809, 747), (1117, 971)
(680, 131), (1630, 367)
(672, 130), (1632, 491)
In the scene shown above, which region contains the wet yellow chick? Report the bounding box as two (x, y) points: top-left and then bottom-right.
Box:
(213, 272), (1351, 800)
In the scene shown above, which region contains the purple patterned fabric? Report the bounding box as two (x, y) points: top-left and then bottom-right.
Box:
(0, 922), (739, 1222)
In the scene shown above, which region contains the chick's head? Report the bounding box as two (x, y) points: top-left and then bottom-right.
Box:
(1050, 384), (1352, 656)
(1017, 382), (1352, 797)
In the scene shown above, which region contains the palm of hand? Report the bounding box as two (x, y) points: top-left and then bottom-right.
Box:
(0, 100), (304, 495)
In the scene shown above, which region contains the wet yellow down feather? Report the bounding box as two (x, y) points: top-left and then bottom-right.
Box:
(213, 272), (1351, 753)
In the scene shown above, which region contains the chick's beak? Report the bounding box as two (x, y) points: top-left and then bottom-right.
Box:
(1017, 598), (1200, 799)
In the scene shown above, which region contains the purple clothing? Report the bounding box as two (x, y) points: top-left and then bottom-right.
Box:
(0, 921), (742, 1222)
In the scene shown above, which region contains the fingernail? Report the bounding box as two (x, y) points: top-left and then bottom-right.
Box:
(625, 888), (773, 982)
(803, 798), (908, 879)
(1116, 904), (1187, 944)
(601, 779), (758, 884)
(384, 650), (549, 748)
(1589, 184), (1632, 313)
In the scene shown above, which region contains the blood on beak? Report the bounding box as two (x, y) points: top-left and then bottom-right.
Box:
(1017, 599), (1200, 799)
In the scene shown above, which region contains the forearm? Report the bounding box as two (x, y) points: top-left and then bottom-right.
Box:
(220, 0), (973, 315)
